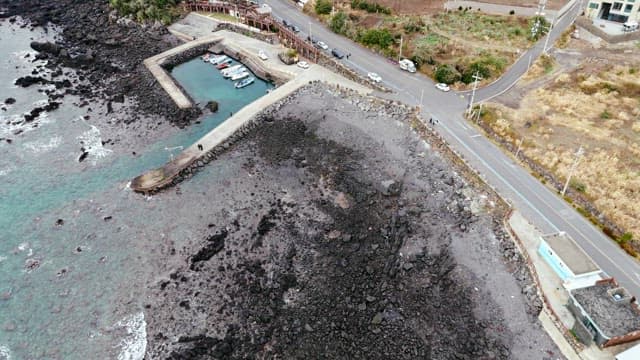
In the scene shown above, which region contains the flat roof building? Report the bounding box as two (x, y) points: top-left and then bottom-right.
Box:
(569, 278), (640, 347)
(538, 232), (604, 288)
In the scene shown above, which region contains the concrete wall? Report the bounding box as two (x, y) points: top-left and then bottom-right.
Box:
(577, 17), (640, 42)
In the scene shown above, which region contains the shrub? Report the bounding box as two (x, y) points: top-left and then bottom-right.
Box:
(315, 0), (333, 15)
(330, 11), (348, 34)
(619, 232), (634, 243)
(351, 0), (391, 14)
(461, 62), (491, 84)
(435, 64), (460, 84)
(359, 28), (394, 48)
(109, 0), (181, 24)
(528, 16), (550, 41)
(569, 178), (586, 193)
(600, 109), (611, 119)
(509, 9), (515, 15)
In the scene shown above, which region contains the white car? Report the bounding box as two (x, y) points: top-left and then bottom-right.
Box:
(297, 61), (310, 69)
(258, 50), (268, 61)
(316, 41), (329, 50)
(435, 83), (450, 92)
(367, 72), (382, 83)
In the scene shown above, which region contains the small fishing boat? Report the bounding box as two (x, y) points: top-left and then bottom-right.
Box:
(234, 76), (255, 89)
(221, 65), (243, 76)
(223, 67), (246, 78)
(231, 71), (250, 81)
(209, 55), (228, 65)
(216, 59), (233, 69)
(202, 53), (211, 61)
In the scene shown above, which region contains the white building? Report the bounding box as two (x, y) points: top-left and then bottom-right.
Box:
(586, 0), (640, 24)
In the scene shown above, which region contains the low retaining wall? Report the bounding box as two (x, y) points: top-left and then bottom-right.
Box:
(576, 17), (640, 43)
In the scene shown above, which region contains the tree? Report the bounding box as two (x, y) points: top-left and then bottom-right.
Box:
(330, 11), (348, 34)
(359, 29), (393, 48)
(315, 0), (333, 15)
(435, 64), (460, 84)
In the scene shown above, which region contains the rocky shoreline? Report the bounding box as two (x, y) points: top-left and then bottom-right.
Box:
(1, 0), (201, 128)
(143, 83), (560, 359)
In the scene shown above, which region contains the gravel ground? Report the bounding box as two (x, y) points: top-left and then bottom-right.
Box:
(142, 83), (561, 359)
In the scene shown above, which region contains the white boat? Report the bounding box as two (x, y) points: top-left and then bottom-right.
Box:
(235, 76), (255, 89)
(221, 65), (244, 77)
(231, 71), (250, 81)
(224, 67), (247, 79)
(209, 55), (228, 65)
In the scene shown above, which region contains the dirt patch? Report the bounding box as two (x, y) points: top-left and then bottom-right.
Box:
(484, 37), (640, 248)
(366, 0), (446, 15)
(472, 0), (568, 10)
(143, 84), (559, 359)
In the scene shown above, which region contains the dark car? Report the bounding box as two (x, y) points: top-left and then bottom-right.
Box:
(331, 48), (345, 59)
(307, 35), (318, 44)
(290, 25), (300, 33)
(282, 19), (289, 27)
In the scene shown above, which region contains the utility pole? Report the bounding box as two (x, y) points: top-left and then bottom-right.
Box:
(527, 53), (532, 69)
(543, 13), (557, 54)
(398, 35), (403, 62)
(309, 21), (312, 40)
(561, 145), (584, 196)
(467, 71), (482, 116)
(420, 88), (424, 109)
(515, 137), (524, 158)
(475, 103), (483, 123)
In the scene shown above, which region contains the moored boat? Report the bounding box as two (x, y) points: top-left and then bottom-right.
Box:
(230, 71), (250, 81)
(209, 55), (228, 65)
(220, 64), (242, 76)
(216, 59), (233, 69)
(202, 53), (211, 61)
(222, 67), (246, 78)
(234, 76), (255, 89)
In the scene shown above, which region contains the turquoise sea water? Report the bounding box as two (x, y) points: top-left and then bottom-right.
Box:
(0, 20), (272, 360)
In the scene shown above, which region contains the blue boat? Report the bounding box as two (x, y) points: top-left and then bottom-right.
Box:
(234, 76), (255, 89)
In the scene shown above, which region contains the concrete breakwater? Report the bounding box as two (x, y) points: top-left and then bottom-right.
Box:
(131, 82), (402, 193)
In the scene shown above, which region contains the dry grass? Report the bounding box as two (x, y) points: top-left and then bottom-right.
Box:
(485, 62), (640, 239)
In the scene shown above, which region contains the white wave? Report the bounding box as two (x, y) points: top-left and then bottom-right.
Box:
(0, 345), (11, 360)
(77, 125), (112, 165)
(23, 136), (62, 154)
(0, 256), (7, 263)
(115, 312), (147, 360)
(17, 242), (29, 252)
(0, 112), (53, 138)
(0, 165), (15, 177)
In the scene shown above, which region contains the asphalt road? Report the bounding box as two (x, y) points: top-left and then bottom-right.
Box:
(263, 0), (640, 297)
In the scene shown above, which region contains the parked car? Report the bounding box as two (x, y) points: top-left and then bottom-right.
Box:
(367, 72), (382, 83)
(297, 61), (310, 69)
(258, 50), (268, 61)
(290, 25), (300, 33)
(307, 35), (318, 44)
(435, 83), (450, 92)
(331, 48), (345, 59)
(316, 41), (329, 50)
(282, 19), (289, 27)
